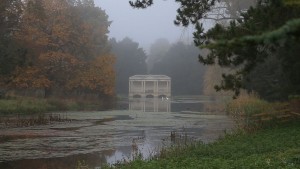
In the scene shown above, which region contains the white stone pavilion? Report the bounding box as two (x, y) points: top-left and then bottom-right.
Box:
(129, 75), (171, 98)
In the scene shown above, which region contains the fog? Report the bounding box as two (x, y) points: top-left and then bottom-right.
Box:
(95, 0), (194, 52)
(1, 1), (299, 168)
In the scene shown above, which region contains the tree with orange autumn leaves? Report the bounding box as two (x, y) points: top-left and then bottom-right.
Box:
(4, 0), (115, 98)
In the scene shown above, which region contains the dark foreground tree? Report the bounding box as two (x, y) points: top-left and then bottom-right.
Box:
(200, 1), (300, 99)
(130, 0), (300, 100)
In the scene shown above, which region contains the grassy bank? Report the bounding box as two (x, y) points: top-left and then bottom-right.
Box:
(96, 95), (300, 169)
(0, 97), (112, 114)
(104, 122), (300, 169)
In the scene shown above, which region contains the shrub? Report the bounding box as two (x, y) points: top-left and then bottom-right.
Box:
(226, 93), (272, 130)
(227, 93), (300, 131)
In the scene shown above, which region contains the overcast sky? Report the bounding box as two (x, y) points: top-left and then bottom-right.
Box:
(95, 0), (194, 52)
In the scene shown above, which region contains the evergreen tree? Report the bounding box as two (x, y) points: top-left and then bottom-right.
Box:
(130, 0), (300, 100)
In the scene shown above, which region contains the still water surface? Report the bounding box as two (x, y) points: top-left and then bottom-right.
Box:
(0, 96), (233, 169)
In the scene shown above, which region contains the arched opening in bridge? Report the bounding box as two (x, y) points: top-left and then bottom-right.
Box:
(133, 95), (142, 98)
(146, 95), (154, 98)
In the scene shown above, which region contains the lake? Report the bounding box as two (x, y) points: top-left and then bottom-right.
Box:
(0, 96), (234, 169)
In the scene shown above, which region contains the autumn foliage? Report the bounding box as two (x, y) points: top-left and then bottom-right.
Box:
(1, 0), (115, 98)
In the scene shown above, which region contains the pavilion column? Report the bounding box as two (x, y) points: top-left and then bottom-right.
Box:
(155, 80), (158, 97)
(143, 81), (145, 94)
(129, 80), (131, 93)
(169, 81), (171, 93)
(129, 80), (132, 97)
(166, 81), (168, 91)
(166, 81), (168, 94)
(167, 80), (171, 96)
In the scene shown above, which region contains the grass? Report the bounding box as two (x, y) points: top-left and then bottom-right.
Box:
(101, 122), (300, 169)
(95, 94), (300, 169)
(0, 97), (111, 114)
(0, 98), (53, 114)
(3, 94), (298, 169)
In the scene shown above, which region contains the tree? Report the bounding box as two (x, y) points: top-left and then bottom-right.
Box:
(70, 1), (111, 60)
(110, 38), (147, 95)
(147, 38), (170, 73)
(9, 0), (115, 98)
(130, 0), (300, 100)
(0, 0), (23, 36)
(67, 54), (115, 96)
(199, 0), (300, 99)
(130, 0), (255, 23)
(151, 42), (206, 95)
(0, 0), (26, 86)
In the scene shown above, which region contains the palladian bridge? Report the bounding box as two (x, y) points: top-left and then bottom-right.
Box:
(129, 75), (171, 98)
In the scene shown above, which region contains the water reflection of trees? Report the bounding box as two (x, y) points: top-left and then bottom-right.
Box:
(129, 98), (171, 112)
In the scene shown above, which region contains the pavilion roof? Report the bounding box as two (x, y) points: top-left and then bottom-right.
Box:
(129, 75), (171, 80)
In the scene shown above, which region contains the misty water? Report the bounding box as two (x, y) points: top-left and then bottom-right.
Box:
(0, 96), (234, 169)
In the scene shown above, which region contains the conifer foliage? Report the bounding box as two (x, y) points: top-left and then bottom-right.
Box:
(130, 0), (300, 100)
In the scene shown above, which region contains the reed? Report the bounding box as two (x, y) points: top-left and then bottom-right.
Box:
(226, 93), (299, 131)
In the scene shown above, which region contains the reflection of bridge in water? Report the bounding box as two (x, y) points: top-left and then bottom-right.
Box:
(129, 98), (171, 112)
(129, 75), (171, 98)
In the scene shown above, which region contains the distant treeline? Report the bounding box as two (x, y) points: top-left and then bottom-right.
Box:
(112, 38), (206, 96)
